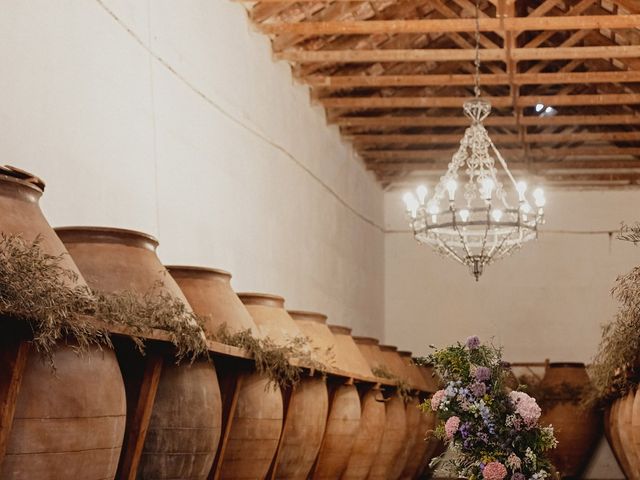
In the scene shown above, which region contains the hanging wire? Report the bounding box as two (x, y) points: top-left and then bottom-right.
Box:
(473, 0), (482, 98)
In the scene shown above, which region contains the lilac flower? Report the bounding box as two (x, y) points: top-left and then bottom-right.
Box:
(511, 473), (526, 480)
(475, 366), (491, 382)
(466, 335), (481, 349)
(470, 381), (487, 397)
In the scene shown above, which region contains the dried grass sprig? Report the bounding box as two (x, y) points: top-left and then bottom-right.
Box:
(214, 325), (328, 389)
(618, 223), (640, 244)
(588, 265), (640, 404)
(0, 234), (207, 365)
(371, 365), (414, 402)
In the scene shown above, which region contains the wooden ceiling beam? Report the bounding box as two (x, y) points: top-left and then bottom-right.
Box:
(361, 146), (640, 159)
(304, 70), (640, 88)
(320, 93), (640, 108)
(276, 45), (640, 63)
(258, 15), (640, 35)
(368, 160), (640, 172)
(332, 113), (640, 128)
(349, 131), (640, 145)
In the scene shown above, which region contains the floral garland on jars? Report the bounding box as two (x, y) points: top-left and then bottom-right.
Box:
(420, 336), (558, 480)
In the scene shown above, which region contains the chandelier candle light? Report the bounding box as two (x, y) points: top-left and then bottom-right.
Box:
(402, 0), (545, 281)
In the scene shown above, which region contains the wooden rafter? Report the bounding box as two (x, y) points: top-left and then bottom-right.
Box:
(243, 0), (640, 187)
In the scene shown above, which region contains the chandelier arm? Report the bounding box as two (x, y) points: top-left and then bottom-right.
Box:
(451, 217), (474, 260)
(478, 207), (492, 261)
(434, 235), (467, 265)
(489, 139), (519, 192)
(486, 225), (517, 259)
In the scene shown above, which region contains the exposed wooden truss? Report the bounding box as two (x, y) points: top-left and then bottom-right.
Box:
(243, 0), (640, 187)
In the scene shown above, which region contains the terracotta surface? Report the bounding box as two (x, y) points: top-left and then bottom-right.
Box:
(167, 266), (259, 336)
(402, 407), (438, 480)
(398, 350), (429, 391)
(0, 169), (126, 480)
(352, 337), (386, 379)
(609, 398), (632, 479)
(342, 388), (386, 480)
(219, 372), (284, 479)
(313, 384), (362, 479)
(367, 393), (407, 480)
(618, 389), (640, 480)
(57, 227), (222, 480)
(239, 294), (327, 479)
(290, 311), (337, 368)
(539, 363), (601, 478)
(275, 377), (329, 479)
(167, 266), (284, 479)
(378, 345), (408, 380)
(416, 363), (441, 394)
(238, 293), (304, 346)
(327, 325), (374, 379)
(391, 397), (422, 480)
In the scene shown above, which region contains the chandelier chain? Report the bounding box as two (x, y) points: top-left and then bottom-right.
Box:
(474, 0), (482, 98)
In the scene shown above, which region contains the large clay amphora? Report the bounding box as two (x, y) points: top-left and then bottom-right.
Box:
(0, 168), (126, 480)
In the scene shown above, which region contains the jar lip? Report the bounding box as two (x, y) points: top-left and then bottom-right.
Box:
(548, 362), (586, 368)
(288, 310), (327, 323)
(166, 265), (232, 279)
(328, 324), (352, 335)
(397, 350), (412, 357)
(0, 166), (46, 193)
(55, 226), (159, 250)
(237, 292), (285, 308)
(352, 335), (378, 344)
(379, 344), (398, 352)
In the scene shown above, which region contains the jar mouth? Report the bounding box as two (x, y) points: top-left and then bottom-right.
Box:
(397, 350), (413, 357)
(55, 226), (159, 251)
(0, 165), (46, 192)
(352, 335), (378, 345)
(288, 310), (327, 324)
(379, 344), (398, 352)
(238, 292), (285, 308)
(166, 265), (232, 279)
(548, 362), (586, 368)
(328, 324), (352, 335)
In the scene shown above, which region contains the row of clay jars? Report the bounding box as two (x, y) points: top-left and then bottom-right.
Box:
(0, 170), (127, 480)
(168, 267), (365, 479)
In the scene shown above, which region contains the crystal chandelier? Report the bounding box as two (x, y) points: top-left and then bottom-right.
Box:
(402, 0), (546, 281)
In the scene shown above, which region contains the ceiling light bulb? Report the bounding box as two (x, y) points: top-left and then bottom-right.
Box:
(480, 177), (495, 199)
(403, 192), (417, 211)
(516, 180), (527, 196)
(445, 179), (457, 201)
(492, 209), (503, 222)
(535, 103), (545, 113)
(521, 203), (532, 214)
(533, 187), (546, 207)
(416, 185), (428, 204)
(428, 202), (439, 215)
(459, 209), (470, 222)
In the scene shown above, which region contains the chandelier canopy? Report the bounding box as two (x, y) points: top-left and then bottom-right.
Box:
(402, 0), (546, 281)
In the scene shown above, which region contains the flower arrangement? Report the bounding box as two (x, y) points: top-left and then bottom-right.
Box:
(419, 336), (558, 480)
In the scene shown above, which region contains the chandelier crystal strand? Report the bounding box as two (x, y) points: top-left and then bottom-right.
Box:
(401, 0), (546, 280)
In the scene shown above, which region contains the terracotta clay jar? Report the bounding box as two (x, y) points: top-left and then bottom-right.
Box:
(56, 227), (222, 480)
(169, 267), (284, 479)
(539, 363), (602, 479)
(0, 167), (126, 480)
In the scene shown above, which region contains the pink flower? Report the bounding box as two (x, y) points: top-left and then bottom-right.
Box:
(483, 462), (508, 480)
(431, 389), (446, 411)
(444, 416), (460, 439)
(509, 391), (541, 427)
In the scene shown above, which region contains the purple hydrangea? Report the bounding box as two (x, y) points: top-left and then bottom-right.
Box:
(512, 473), (526, 480)
(465, 335), (481, 349)
(475, 366), (491, 382)
(470, 381), (487, 397)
